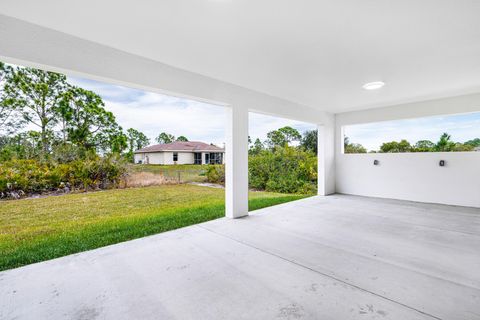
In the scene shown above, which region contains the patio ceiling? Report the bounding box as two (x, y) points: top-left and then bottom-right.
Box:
(0, 1), (479, 113)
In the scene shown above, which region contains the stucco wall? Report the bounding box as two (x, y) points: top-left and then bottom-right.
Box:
(335, 93), (480, 207)
(135, 152), (198, 165)
(162, 152), (194, 165)
(133, 154), (142, 164)
(134, 153), (166, 165)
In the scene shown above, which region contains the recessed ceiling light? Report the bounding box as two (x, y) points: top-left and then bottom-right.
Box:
(363, 81), (385, 90)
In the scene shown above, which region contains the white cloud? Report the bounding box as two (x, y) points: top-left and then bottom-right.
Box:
(67, 77), (227, 146)
(249, 113), (316, 144)
(345, 112), (480, 151)
(68, 76), (316, 147)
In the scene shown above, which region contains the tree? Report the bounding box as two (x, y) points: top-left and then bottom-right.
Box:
(249, 138), (265, 155)
(266, 130), (286, 148)
(61, 87), (119, 151)
(266, 126), (301, 148)
(125, 128), (150, 161)
(107, 129), (128, 154)
(176, 135), (189, 142)
(413, 140), (435, 152)
(0, 130), (43, 161)
(300, 129), (318, 154)
(344, 136), (367, 153)
(156, 132), (175, 144)
(278, 126), (302, 144)
(127, 128), (150, 152)
(435, 133), (455, 152)
(452, 143), (474, 152)
(5, 66), (68, 157)
(380, 140), (412, 153)
(464, 138), (480, 148)
(56, 90), (74, 144)
(345, 143), (367, 153)
(0, 62), (23, 135)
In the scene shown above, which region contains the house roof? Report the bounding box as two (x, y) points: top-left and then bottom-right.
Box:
(134, 141), (224, 154)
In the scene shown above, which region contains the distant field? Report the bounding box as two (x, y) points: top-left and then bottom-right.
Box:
(129, 163), (210, 173)
(128, 164), (210, 183)
(0, 184), (309, 271)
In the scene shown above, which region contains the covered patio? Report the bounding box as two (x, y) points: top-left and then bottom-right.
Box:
(1, 1), (480, 319)
(1, 195), (479, 319)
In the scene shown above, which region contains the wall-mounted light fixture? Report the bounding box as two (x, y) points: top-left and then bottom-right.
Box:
(439, 160), (445, 167)
(374, 160), (379, 166)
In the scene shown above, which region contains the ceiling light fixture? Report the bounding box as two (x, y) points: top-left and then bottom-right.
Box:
(363, 81), (385, 90)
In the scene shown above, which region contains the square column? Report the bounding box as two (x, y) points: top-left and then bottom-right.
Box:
(225, 106), (249, 218)
(317, 124), (336, 196)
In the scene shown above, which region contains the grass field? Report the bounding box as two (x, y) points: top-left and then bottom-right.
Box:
(130, 164), (210, 173)
(0, 185), (309, 271)
(129, 164), (209, 183)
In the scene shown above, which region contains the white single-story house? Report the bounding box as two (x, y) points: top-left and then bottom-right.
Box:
(134, 141), (224, 165)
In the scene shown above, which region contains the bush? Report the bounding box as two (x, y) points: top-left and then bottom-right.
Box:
(0, 160), (58, 195)
(249, 146), (317, 194)
(0, 155), (127, 198)
(205, 147), (317, 194)
(205, 165), (225, 184)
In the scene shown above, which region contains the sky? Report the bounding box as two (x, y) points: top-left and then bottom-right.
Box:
(344, 112), (480, 151)
(68, 77), (317, 146)
(16, 68), (479, 150)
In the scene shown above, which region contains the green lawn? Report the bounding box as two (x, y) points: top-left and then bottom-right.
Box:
(0, 185), (309, 271)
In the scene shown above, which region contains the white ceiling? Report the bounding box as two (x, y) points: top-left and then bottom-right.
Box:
(1, 0), (480, 113)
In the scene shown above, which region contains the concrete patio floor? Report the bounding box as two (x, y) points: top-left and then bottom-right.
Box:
(1, 195), (479, 320)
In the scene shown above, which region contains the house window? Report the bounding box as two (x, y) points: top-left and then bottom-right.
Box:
(173, 152), (178, 162)
(208, 153), (223, 164)
(194, 153), (202, 165)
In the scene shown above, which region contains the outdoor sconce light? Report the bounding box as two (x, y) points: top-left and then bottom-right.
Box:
(373, 160), (379, 165)
(439, 160), (445, 167)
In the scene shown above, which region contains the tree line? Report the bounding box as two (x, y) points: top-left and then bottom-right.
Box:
(345, 133), (480, 153)
(249, 126), (318, 155)
(0, 61), (197, 163)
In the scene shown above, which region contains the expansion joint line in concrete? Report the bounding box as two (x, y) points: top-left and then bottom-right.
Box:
(197, 224), (442, 320)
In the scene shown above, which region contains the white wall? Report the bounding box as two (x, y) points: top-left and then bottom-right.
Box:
(162, 152), (194, 165)
(134, 152), (196, 165)
(133, 154), (143, 164)
(335, 93), (480, 207)
(146, 153), (166, 165)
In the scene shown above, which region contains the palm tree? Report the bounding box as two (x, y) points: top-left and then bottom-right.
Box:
(435, 133), (454, 152)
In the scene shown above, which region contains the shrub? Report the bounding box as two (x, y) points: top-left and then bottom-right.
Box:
(248, 146), (317, 194)
(0, 155), (127, 198)
(205, 165), (225, 184)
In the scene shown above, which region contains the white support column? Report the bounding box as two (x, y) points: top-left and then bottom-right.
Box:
(317, 123), (336, 196)
(225, 105), (249, 218)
